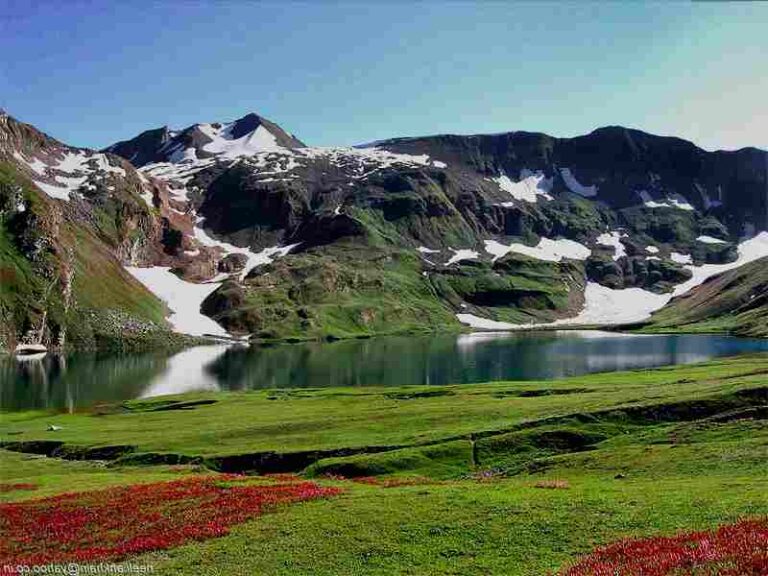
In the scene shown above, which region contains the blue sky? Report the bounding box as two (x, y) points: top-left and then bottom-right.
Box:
(1, 1), (766, 151)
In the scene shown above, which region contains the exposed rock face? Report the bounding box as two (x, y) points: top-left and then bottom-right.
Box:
(378, 127), (768, 233)
(586, 257), (693, 293)
(0, 113), (195, 349)
(218, 253), (248, 273)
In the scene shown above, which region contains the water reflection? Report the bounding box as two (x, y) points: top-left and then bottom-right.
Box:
(140, 345), (231, 398)
(2, 331), (767, 411)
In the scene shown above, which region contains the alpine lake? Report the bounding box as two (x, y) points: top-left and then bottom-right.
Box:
(3, 330), (768, 411)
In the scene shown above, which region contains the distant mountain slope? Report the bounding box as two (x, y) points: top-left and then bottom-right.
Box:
(3, 109), (767, 348)
(377, 126), (768, 233)
(642, 256), (768, 337)
(103, 113), (767, 339)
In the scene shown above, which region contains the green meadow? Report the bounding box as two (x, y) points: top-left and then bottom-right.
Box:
(1, 353), (767, 575)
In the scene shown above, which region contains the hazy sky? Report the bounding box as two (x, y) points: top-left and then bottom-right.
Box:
(2, 1), (766, 151)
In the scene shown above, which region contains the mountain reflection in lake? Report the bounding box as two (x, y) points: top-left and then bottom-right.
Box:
(2, 331), (767, 411)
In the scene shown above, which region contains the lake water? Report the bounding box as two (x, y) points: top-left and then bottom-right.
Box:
(2, 331), (767, 411)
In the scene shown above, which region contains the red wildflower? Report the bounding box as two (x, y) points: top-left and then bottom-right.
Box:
(559, 517), (768, 576)
(0, 475), (341, 566)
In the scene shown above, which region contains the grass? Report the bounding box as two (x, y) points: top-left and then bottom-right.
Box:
(0, 449), (202, 502)
(2, 354), (766, 460)
(1, 354), (767, 574)
(229, 243), (461, 341)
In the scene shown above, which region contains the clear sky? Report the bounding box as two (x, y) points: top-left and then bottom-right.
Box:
(1, 1), (766, 151)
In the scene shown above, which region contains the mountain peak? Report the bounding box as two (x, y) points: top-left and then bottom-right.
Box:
(228, 112), (267, 140)
(105, 112), (305, 167)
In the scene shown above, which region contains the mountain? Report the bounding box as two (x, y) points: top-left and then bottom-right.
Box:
(0, 112), (203, 350)
(106, 113), (305, 167)
(2, 109), (766, 349)
(641, 256), (768, 337)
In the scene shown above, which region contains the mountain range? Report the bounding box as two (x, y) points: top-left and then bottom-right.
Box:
(1, 109), (766, 350)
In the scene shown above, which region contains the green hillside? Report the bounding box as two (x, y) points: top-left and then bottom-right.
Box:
(641, 256), (768, 337)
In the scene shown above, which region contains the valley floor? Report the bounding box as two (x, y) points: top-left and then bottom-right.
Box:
(1, 354), (767, 575)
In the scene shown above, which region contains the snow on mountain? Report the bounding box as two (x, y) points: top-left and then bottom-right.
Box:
(193, 219), (300, 280)
(492, 169), (553, 204)
(671, 252), (693, 265)
(596, 231), (627, 261)
(638, 190), (695, 211)
(13, 149), (126, 202)
(484, 238), (591, 263)
(446, 248), (480, 266)
(461, 231), (768, 330)
(672, 231), (768, 297)
(124, 266), (227, 337)
(696, 235), (726, 244)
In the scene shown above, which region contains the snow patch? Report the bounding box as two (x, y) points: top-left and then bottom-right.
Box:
(417, 246), (441, 254)
(13, 151), (48, 175)
(639, 190), (695, 211)
(200, 123), (283, 159)
(457, 283), (669, 330)
(456, 314), (519, 330)
(557, 283), (669, 325)
(459, 232), (768, 331)
(143, 128), (447, 189)
(168, 146), (199, 163)
(646, 245), (659, 254)
(493, 169), (553, 204)
(33, 181), (73, 201)
(31, 151), (126, 202)
(670, 252), (693, 265)
(596, 231), (627, 261)
(446, 248), (480, 266)
(696, 235), (726, 245)
(672, 231), (768, 297)
(125, 266), (227, 337)
(194, 220), (299, 280)
(484, 237), (591, 263)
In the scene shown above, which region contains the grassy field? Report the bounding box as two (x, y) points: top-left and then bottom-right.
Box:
(1, 353), (767, 574)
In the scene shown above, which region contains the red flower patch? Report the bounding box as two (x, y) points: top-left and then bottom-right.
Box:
(0, 483), (37, 493)
(559, 517), (768, 576)
(0, 475), (341, 566)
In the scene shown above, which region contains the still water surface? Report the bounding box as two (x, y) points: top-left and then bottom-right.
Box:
(2, 331), (767, 411)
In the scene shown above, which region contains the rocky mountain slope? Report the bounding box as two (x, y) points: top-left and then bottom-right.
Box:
(2, 109), (766, 349)
(0, 112), (203, 350)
